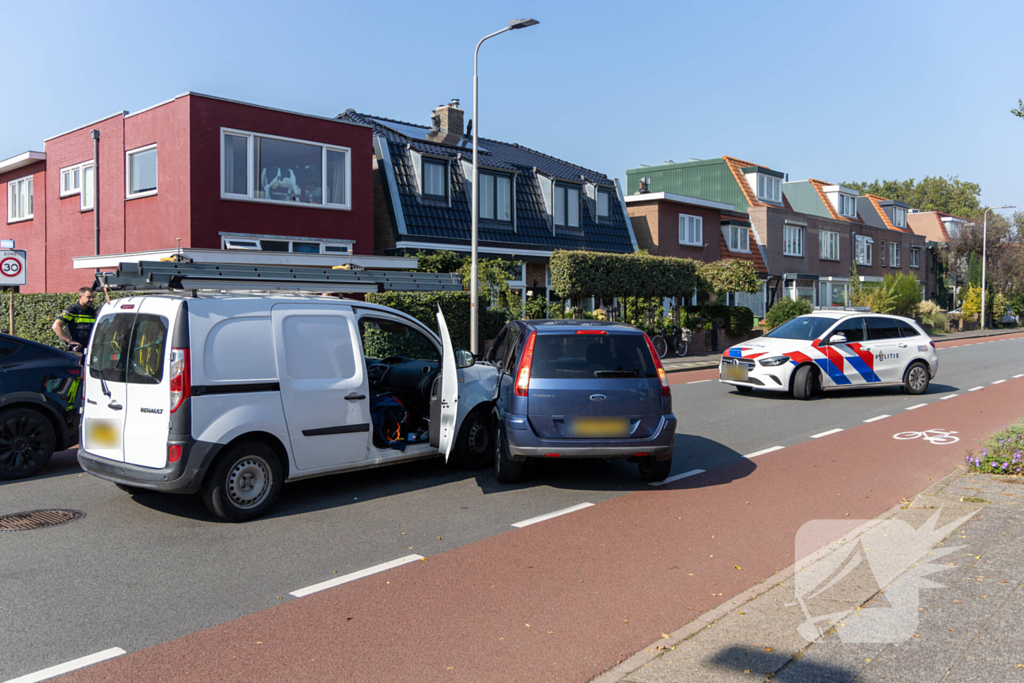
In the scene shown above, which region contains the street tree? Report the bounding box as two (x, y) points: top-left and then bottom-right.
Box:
(841, 176), (982, 216)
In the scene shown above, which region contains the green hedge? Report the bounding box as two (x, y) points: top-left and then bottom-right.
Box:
(1, 292), (133, 348)
(550, 250), (701, 299)
(765, 298), (813, 329)
(683, 305), (754, 337)
(365, 291), (509, 350)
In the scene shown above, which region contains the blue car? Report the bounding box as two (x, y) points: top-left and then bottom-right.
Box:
(481, 320), (676, 483)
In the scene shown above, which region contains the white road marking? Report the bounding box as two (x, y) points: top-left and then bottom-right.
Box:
(906, 404), (928, 411)
(687, 379), (712, 384)
(290, 555), (424, 598)
(1013, 374), (1024, 379)
(940, 394), (958, 400)
(511, 502), (594, 528)
(864, 415), (890, 423)
(649, 469), (706, 487)
(745, 445), (784, 458)
(992, 380), (1006, 385)
(5, 648), (126, 683)
(811, 428), (844, 439)
(968, 386), (984, 392)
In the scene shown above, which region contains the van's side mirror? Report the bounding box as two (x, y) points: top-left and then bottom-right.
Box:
(455, 349), (475, 369)
(828, 333), (847, 345)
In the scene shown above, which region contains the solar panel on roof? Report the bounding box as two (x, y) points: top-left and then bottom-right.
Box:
(371, 118), (489, 154)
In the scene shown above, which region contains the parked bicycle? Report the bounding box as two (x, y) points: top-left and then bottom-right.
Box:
(650, 324), (693, 359)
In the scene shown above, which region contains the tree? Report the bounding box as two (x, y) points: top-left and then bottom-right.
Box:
(1013, 99), (1024, 120)
(967, 253), (982, 287)
(841, 176), (982, 216)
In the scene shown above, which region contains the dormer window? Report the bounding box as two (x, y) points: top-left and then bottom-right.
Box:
(479, 171), (512, 223)
(554, 184), (580, 229)
(839, 194), (857, 218)
(597, 189), (611, 219)
(943, 218), (964, 238)
(422, 158), (447, 200)
(892, 206), (907, 228)
(727, 225), (749, 252)
(757, 175), (782, 203)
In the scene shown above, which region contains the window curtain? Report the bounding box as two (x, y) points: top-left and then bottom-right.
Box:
(327, 150), (346, 205)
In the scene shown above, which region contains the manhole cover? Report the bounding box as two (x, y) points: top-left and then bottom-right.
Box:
(0, 509), (84, 532)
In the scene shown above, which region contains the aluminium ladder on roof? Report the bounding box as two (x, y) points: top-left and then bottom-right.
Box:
(93, 261), (463, 294)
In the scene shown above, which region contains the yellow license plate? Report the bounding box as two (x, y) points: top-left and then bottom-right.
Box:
(722, 363), (749, 382)
(86, 419), (121, 448)
(569, 417), (630, 438)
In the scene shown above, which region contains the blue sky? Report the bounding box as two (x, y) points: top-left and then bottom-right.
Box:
(4, 0), (1022, 206)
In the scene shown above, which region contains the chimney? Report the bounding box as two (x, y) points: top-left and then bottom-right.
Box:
(431, 99), (464, 136)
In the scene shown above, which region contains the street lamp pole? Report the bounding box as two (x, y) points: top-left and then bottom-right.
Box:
(471, 18), (539, 356)
(980, 204), (1015, 330)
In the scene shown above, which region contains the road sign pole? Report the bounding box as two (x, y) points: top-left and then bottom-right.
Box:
(8, 287), (13, 336)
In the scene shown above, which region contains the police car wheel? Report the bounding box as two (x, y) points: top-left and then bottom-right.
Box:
(792, 365), (815, 401)
(904, 362), (930, 395)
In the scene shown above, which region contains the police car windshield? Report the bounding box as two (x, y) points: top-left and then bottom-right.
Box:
(764, 315), (836, 341)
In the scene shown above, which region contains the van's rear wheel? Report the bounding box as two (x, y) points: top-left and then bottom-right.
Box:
(638, 456), (672, 483)
(203, 442), (283, 522)
(0, 407), (56, 480)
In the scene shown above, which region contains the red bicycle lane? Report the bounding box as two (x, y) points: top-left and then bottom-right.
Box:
(60, 379), (1023, 683)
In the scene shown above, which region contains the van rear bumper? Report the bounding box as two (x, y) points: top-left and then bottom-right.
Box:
(77, 439), (222, 494)
(505, 414), (676, 461)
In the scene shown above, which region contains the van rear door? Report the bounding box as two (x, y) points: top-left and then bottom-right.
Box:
(122, 297), (178, 468)
(83, 304), (136, 462)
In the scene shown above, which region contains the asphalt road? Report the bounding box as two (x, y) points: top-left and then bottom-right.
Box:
(1, 332), (1022, 681)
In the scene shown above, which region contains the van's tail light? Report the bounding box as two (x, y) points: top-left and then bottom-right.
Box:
(168, 444), (182, 463)
(169, 348), (191, 413)
(514, 331), (537, 397)
(642, 332), (671, 397)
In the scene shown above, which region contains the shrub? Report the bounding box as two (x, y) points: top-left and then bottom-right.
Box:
(765, 298), (812, 329)
(683, 305), (753, 336)
(965, 418), (1024, 476)
(1, 291), (134, 348)
(365, 291), (508, 350)
(961, 284), (982, 318)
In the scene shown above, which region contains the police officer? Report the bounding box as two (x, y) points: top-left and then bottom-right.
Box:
(52, 286), (107, 353)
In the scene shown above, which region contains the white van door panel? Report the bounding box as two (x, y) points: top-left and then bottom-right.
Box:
(272, 305), (371, 471)
(83, 306), (135, 462)
(436, 308), (459, 461)
(191, 394), (290, 458)
(123, 298), (178, 468)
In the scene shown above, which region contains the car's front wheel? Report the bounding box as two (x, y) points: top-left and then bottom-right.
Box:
(203, 442), (283, 522)
(0, 407), (56, 480)
(904, 362), (930, 395)
(494, 419), (525, 484)
(637, 456), (672, 483)
(792, 365), (816, 401)
(450, 407), (493, 469)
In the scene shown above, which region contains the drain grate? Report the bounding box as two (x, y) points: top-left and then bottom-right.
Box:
(0, 509), (84, 532)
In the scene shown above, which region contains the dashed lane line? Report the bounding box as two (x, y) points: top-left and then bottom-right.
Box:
(992, 380), (1006, 385)
(968, 386), (984, 392)
(1014, 374), (1024, 379)
(511, 502), (594, 528)
(906, 403), (928, 411)
(745, 445), (784, 459)
(687, 379), (712, 384)
(649, 469), (706, 487)
(289, 555), (424, 598)
(864, 415), (890, 423)
(940, 394), (958, 400)
(4, 648), (126, 683)
(811, 428), (844, 439)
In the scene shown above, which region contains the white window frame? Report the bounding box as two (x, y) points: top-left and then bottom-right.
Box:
(126, 143), (158, 200)
(553, 183), (581, 230)
(892, 206), (907, 228)
(783, 223), (804, 257)
(60, 164), (82, 197)
(838, 194), (857, 218)
(7, 175), (33, 223)
(678, 214), (703, 246)
(819, 230), (840, 261)
(79, 162), (95, 211)
(219, 128), (352, 211)
(890, 241), (901, 267)
(220, 232), (354, 255)
(910, 247), (921, 268)
(855, 235), (873, 266)
(727, 224), (750, 253)
(757, 174), (782, 203)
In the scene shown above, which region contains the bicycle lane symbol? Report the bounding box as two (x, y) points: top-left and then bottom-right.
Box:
(893, 429), (960, 445)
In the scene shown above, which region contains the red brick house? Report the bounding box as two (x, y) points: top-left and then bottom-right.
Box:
(1, 92), (377, 292)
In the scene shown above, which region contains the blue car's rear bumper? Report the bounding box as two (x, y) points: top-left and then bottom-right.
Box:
(503, 414), (676, 461)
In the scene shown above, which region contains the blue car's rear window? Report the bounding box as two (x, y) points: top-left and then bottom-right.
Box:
(530, 333), (656, 379)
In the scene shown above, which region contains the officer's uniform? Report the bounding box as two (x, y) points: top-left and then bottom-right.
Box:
(58, 303), (97, 349)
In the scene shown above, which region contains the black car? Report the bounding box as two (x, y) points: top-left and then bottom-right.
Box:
(0, 333), (83, 480)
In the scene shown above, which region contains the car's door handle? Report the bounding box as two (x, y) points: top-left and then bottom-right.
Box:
(86, 399), (97, 405)
(108, 401), (123, 411)
(345, 394), (366, 401)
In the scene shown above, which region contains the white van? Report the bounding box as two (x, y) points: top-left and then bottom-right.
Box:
(78, 295), (497, 521)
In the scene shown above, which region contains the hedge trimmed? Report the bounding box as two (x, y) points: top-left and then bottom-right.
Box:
(1, 292), (133, 348)
(683, 305), (754, 336)
(365, 291), (509, 350)
(549, 250), (701, 299)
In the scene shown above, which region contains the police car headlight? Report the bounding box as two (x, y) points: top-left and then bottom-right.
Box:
(759, 356), (789, 367)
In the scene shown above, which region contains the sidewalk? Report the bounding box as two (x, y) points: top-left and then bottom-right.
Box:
(661, 326), (1023, 374)
(596, 468), (1024, 683)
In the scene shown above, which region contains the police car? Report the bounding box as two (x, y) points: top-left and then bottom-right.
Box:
(719, 310), (938, 400)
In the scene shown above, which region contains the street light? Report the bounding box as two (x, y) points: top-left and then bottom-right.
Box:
(470, 18), (539, 356)
(981, 204), (1015, 330)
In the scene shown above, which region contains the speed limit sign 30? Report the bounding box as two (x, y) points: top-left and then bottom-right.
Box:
(0, 250), (27, 286)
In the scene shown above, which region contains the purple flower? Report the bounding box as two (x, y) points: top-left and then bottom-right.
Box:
(1002, 462), (1009, 469)
(975, 457), (982, 466)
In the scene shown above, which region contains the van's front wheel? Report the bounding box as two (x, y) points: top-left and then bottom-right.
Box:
(203, 442), (283, 522)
